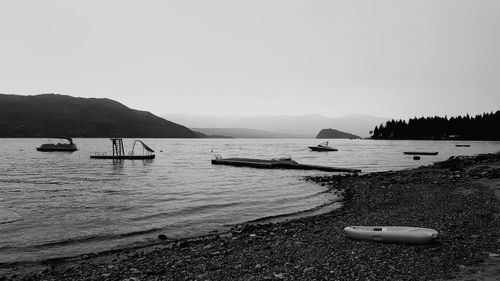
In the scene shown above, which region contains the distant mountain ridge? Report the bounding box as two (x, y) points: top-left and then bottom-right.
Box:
(316, 129), (360, 139)
(0, 94), (196, 138)
(162, 113), (388, 138)
(192, 128), (312, 139)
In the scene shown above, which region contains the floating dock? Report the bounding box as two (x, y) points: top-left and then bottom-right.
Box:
(90, 138), (155, 160)
(211, 157), (361, 173)
(90, 154), (155, 160)
(403, 151), (438, 156)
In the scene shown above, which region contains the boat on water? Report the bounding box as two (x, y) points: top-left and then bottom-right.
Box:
(308, 141), (338, 152)
(344, 226), (439, 244)
(455, 144), (471, 147)
(90, 138), (155, 160)
(403, 151), (438, 156)
(36, 137), (78, 152)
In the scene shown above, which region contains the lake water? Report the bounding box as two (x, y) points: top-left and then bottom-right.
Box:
(0, 138), (499, 263)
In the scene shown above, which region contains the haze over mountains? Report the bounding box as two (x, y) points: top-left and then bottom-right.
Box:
(0, 93), (387, 139)
(162, 113), (388, 138)
(193, 128), (311, 139)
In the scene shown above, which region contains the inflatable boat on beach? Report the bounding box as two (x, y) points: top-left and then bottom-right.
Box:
(344, 226), (438, 244)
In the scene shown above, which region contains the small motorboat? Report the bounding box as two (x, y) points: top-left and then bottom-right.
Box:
(308, 142), (338, 152)
(403, 151), (438, 156)
(344, 226), (438, 244)
(36, 137), (78, 152)
(455, 144), (471, 147)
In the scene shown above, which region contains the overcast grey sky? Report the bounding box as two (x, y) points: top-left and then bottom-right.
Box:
(1, 0), (499, 119)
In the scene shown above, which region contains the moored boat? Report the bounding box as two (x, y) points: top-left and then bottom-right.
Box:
(343, 226), (438, 244)
(36, 137), (78, 152)
(308, 141), (338, 152)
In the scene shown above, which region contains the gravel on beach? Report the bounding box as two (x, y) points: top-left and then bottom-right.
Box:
(1, 153), (499, 281)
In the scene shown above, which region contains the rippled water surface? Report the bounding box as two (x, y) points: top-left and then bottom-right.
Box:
(0, 138), (498, 262)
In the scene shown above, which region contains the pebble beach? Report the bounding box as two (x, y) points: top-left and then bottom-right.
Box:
(1, 152), (499, 281)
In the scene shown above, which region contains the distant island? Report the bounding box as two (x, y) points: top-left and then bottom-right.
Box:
(371, 111), (500, 140)
(316, 128), (360, 139)
(0, 94), (197, 138)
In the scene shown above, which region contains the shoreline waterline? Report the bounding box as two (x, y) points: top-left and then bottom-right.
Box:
(0, 187), (344, 265)
(1, 139), (499, 268)
(1, 152), (499, 280)
(1, 152), (500, 280)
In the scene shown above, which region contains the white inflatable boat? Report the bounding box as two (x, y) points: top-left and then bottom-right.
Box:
(343, 226), (438, 244)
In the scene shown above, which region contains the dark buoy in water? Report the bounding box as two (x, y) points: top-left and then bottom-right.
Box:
(413, 156), (421, 160)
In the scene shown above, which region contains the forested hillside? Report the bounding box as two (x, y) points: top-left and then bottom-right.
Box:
(0, 94), (197, 138)
(371, 111), (500, 140)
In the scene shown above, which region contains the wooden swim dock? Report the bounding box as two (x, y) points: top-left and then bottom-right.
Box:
(90, 154), (155, 160)
(90, 138), (155, 160)
(403, 151), (438, 156)
(211, 157), (361, 173)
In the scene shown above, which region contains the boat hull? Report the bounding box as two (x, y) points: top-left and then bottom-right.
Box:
(36, 146), (77, 152)
(308, 146), (338, 152)
(344, 226), (438, 244)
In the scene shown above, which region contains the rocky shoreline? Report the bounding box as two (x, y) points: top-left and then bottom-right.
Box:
(1, 153), (499, 280)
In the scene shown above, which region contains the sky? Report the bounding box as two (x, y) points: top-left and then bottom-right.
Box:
(1, 0), (499, 119)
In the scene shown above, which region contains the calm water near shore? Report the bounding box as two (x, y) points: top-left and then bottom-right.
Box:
(0, 138), (499, 263)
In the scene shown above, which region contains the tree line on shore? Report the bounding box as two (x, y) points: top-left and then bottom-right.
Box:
(371, 110), (500, 140)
